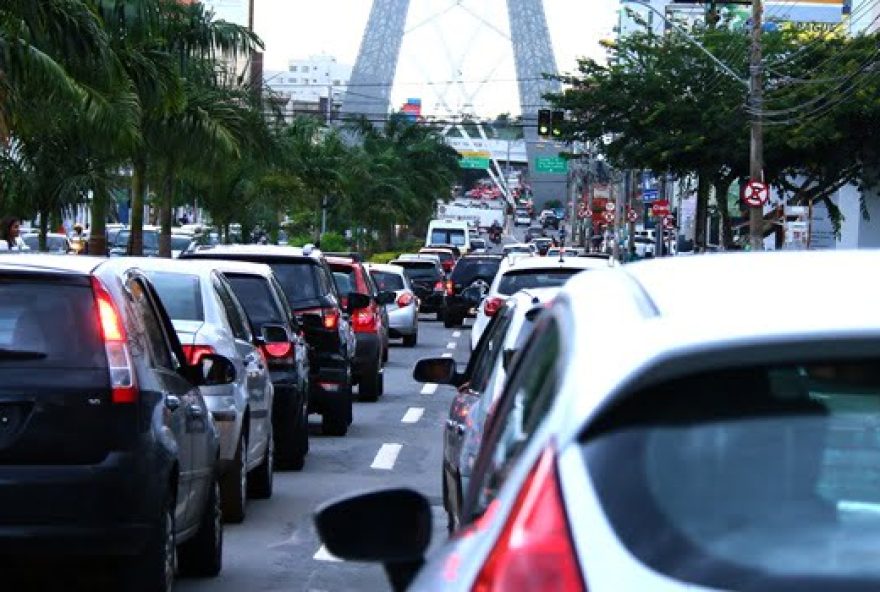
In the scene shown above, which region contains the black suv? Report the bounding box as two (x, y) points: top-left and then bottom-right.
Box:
(182, 246), (368, 436)
(390, 257), (448, 321)
(443, 255), (503, 328)
(0, 254), (236, 591)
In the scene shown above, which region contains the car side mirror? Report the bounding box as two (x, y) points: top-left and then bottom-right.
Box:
(413, 358), (464, 387)
(314, 488), (431, 592)
(375, 290), (396, 306)
(346, 291), (371, 314)
(261, 323), (290, 344)
(189, 353), (236, 386)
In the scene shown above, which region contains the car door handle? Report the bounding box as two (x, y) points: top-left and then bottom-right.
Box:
(186, 404), (205, 419)
(165, 395), (181, 412)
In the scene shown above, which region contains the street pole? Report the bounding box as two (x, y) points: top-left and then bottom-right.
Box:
(749, 0), (765, 251)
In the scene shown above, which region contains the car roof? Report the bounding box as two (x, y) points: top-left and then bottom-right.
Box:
(185, 244), (321, 260)
(396, 254), (440, 262)
(325, 256), (360, 268)
(364, 263), (405, 274)
(0, 254), (103, 276)
(458, 254), (502, 261)
(502, 255), (613, 272)
(120, 257), (237, 279)
(200, 259), (275, 278)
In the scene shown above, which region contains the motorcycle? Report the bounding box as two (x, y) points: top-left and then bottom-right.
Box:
(489, 229), (502, 244)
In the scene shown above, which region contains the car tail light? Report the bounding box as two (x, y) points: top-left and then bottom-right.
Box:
(434, 281), (445, 292)
(181, 344), (216, 366)
(472, 447), (584, 592)
(91, 277), (138, 404)
(300, 307), (340, 331)
(352, 308), (378, 333)
(397, 292), (413, 307)
(483, 296), (505, 317)
(446, 280), (455, 297)
(262, 342), (293, 359)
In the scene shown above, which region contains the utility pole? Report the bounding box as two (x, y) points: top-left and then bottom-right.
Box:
(748, 0), (765, 251)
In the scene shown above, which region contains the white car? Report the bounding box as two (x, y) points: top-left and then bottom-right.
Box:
(317, 249), (880, 592)
(470, 254), (614, 350)
(133, 258), (276, 523)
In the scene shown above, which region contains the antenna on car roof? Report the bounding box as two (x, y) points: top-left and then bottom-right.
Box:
(558, 248), (565, 263)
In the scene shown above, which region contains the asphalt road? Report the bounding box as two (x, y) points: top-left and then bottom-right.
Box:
(176, 315), (471, 592)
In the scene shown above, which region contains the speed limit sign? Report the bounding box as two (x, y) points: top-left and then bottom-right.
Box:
(603, 211), (615, 224)
(626, 209), (639, 223)
(742, 180), (770, 208)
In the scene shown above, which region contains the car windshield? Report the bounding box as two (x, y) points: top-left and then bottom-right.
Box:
(115, 230), (159, 250)
(497, 269), (582, 295)
(0, 281), (105, 369)
(145, 272), (204, 322)
(585, 361), (880, 589)
(370, 271), (405, 291)
(431, 229), (466, 247)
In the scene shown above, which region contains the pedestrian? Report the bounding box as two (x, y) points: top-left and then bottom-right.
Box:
(0, 216), (27, 251)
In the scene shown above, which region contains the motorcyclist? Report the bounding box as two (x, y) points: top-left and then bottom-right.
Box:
(489, 220), (502, 243)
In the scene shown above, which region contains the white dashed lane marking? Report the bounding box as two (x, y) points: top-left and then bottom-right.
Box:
(452, 331), (461, 338)
(442, 353), (453, 358)
(446, 342), (456, 349)
(401, 407), (425, 424)
(420, 383), (438, 395)
(370, 443), (403, 470)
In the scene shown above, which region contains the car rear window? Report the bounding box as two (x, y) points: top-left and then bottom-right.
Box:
(423, 251), (452, 263)
(452, 259), (501, 283)
(370, 271), (405, 291)
(394, 262), (440, 280)
(145, 272), (204, 321)
(584, 361), (880, 590)
(431, 229), (466, 247)
(266, 262), (321, 308)
(332, 271), (355, 295)
(224, 274), (285, 328)
(0, 281), (105, 368)
(496, 269), (581, 295)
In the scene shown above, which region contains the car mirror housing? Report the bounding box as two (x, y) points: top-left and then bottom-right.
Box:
(314, 488), (431, 591)
(346, 291), (371, 313)
(413, 358), (463, 386)
(188, 353), (236, 386)
(261, 323), (290, 344)
(376, 290), (396, 306)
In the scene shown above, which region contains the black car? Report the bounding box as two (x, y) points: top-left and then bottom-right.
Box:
(0, 254), (235, 591)
(443, 255), (502, 328)
(525, 225), (545, 242)
(391, 257), (448, 320)
(218, 263), (312, 471)
(542, 213), (560, 230)
(181, 245), (368, 437)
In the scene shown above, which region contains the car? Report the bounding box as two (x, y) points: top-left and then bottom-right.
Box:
(426, 219), (471, 254)
(324, 252), (364, 262)
(514, 210), (531, 227)
(315, 250), (880, 592)
(21, 232), (74, 254)
(0, 254), (234, 590)
(181, 245), (369, 437)
(425, 243), (462, 259)
(327, 257), (395, 402)
(542, 213), (560, 230)
(109, 226), (160, 257)
(135, 259), (278, 523)
(470, 255), (614, 349)
(525, 225), (545, 242)
(552, 207), (566, 220)
(420, 247), (456, 275)
(501, 243), (533, 257)
(546, 246), (584, 258)
(171, 233), (195, 258)
(469, 238), (488, 253)
(443, 255), (503, 328)
(532, 237), (553, 256)
(633, 235), (656, 258)
(367, 263), (419, 347)
(415, 288), (557, 533)
(390, 256), (449, 321)
(215, 261), (311, 472)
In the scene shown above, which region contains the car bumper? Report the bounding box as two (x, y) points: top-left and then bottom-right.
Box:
(308, 352), (352, 415)
(416, 292), (446, 313)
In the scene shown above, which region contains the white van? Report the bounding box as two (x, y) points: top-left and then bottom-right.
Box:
(426, 219), (471, 254)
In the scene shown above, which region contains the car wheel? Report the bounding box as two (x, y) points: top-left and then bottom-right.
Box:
(177, 478), (223, 577)
(359, 365), (383, 402)
(276, 390), (307, 470)
(220, 434), (247, 523)
(443, 314), (458, 329)
(124, 491), (175, 592)
(402, 332), (417, 347)
(247, 430), (274, 499)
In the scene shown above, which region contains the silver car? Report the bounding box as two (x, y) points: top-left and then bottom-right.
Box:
(366, 263), (419, 347)
(134, 258), (274, 524)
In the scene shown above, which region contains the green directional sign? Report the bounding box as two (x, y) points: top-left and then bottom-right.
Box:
(535, 156), (568, 174)
(460, 157), (490, 169)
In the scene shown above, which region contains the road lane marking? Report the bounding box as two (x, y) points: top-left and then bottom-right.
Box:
(401, 407), (425, 423)
(421, 383), (438, 395)
(442, 353), (453, 358)
(452, 331), (461, 338)
(446, 341), (456, 349)
(371, 443), (403, 470)
(313, 545), (342, 562)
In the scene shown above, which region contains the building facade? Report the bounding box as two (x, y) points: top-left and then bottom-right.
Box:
(263, 54), (352, 123)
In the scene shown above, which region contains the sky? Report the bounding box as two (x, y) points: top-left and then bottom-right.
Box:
(250, 0), (619, 117)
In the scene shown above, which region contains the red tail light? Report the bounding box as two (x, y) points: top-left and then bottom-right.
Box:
(352, 308), (378, 333)
(91, 277), (138, 404)
(181, 344), (216, 366)
(300, 307), (340, 331)
(397, 292), (414, 307)
(483, 296), (505, 317)
(446, 280), (455, 297)
(263, 342), (293, 358)
(472, 447), (584, 592)
(434, 281), (445, 291)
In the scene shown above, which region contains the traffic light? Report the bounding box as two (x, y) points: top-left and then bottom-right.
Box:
(552, 110), (565, 138)
(538, 109), (552, 138)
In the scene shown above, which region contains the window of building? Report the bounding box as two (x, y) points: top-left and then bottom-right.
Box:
(290, 65), (298, 72)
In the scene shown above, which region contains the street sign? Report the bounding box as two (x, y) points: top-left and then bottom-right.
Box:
(534, 156), (568, 174)
(663, 215), (676, 230)
(642, 189), (659, 202)
(626, 209), (639, 223)
(741, 179), (770, 208)
(651, 200), (671, 217)
(605, 201), (616, 212)
(459, 157), (490, 169)
(603, 211), (615, 224)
